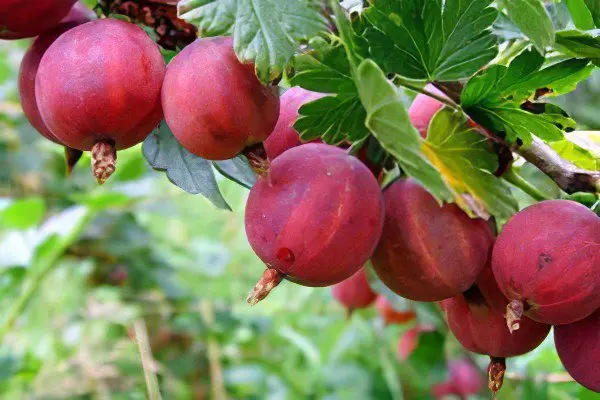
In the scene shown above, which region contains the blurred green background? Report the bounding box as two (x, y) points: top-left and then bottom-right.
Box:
(1, 32), (600, 399)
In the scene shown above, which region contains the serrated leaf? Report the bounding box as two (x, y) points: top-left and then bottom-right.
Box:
(421, 108), (518, 219)
(555, 29), (600, 61)
(363, 0), (498, 81)
(234, 0), (326, 82)
(290, 37), (368, 143)
(289, 38), (355, 97)
(356, 59), (451, 203)
(142, 123), (231, 210)
(213, 156), (256, 189)
(461, 49), (590, 145)
(466, 104), (567, 145)
(0, 198), (45, 230)
(504, 0), (555, 53)
(566, 0), (595, 30)
(294, 96), (368, 144)
(461, 49), (593, 107)
(178, 0), (237, 36)
(179, 0), (327, 83)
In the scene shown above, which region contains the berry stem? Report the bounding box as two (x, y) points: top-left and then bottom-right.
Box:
(243, 143), (270, 178)
(487, 357), (506, 395)
(64, 146), (83, 177)
(91, 140), (117, 184)
(506, 299), (524, 333)
(503, 167), (551, 202)
(247, 268), (284, 305)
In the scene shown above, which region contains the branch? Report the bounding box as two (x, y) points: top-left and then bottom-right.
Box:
(520, 137), (600, 194)
(134, 318), (163, 400)
(199, 300), (228, 400)
(431, 83), (600, 194)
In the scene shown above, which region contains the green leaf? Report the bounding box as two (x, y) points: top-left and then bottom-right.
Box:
(363, 0), (498, 81)
(550, 131), (600, 170)
(584, 0), (600, 27)
(467, 104), (567, 145)
(493, 12), (526, 40)
(462, 49), (593, 107)
(178, 0), (237, 36)
(142, 123), (231, 210)
(566, 0), (595, 30)
(213, 156), (256, 189)
(294, 96), (369, 143)
(179, 0), (327, 83)
(289, 38), (355, 97)
(422, 108), (518, 219)
(356, 59), (451, 203)
(290, 38), (368, 143)
(0, 198), (45, 230)
(461, 49), (592, 145)
(504, 0), (555, 53)
(555, 29), (600, 61)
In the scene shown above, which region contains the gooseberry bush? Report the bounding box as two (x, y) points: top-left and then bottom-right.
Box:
(1, 0), (600, 398)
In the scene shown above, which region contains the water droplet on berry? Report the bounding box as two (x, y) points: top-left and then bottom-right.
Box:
(276, 247), (295, 263)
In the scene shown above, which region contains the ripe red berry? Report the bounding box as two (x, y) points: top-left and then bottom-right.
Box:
(371, 178), (494, 301)
(554, 309), (600, 393)
(440, 266), (551, 393)
(35, 19), (166, 183)
(19, 2), (94, 144)
(375, 296), (416, 325)
(245, 143), (384, 304)
(263, 87), (323, 160)
(162, 36), (280, 161)
(492, 200), (600, 331)
(408, 84), (446, 138)
(332, 268), (377, 315)
(0, 0), (77, 39)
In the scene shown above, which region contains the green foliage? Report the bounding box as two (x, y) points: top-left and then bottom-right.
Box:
(142, 123), (232, 210)
(1, 0), (600, 398)
(362, 0), (498, 81)
(178, 0), (327, 82)
(566, 0), (595, 30)
(503, 0), (556, 52)
(422, 108), (518, 219)
(462, 49), (592, 145)
(357, 60), (452, 203)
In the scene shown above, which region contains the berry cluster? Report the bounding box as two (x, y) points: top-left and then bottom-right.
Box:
(4, 2), (599, 394)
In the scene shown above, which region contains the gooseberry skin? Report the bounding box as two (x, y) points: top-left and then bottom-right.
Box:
(332, 268), (377, 313)
(371, 179), (494, 302)
(492, 200), (600, 327)
(440, 267), (551, 358)
(0, 0), (77, 39)
(18, 2), (94, 143)
(263, 87), (323, 160)
(245, 143), (384, 288)
(408, 84), (446, 138)
(35, 18), (165, 152)
(35, 18), (165, 183)
(554, 309), (600, 393)
(162, 36), (280, 160)
(375, 296), (416, 325)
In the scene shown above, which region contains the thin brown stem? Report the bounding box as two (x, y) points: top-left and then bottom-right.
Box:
(242, 143), (270, 178)
(247, 268), (284, 305)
